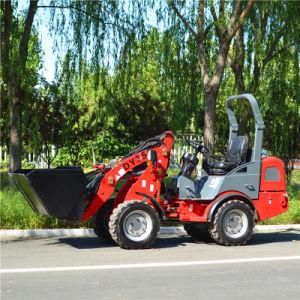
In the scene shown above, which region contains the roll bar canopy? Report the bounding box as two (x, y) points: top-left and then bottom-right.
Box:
(226, 94), (265, 162)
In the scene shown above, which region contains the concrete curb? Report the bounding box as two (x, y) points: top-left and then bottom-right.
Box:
(254, 224), (300, 232)
(1, 225), (300, 238)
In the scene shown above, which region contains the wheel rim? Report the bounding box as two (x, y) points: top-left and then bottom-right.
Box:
(123, 210), (153, 242)
(223, 209), (249, 239)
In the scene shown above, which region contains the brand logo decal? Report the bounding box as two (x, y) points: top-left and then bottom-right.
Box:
(122, 151), (147, 170)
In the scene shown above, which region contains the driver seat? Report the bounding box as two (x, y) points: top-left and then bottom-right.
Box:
(204, 135), (249, 175)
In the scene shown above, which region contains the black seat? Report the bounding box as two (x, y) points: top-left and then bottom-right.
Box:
(204, 135), (249, 175)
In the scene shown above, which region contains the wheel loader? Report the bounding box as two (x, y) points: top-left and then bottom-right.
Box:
(11, 94), (288, 249)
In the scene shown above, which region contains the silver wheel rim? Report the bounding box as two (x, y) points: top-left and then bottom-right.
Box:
(224, 209), (248, 239)
(123, 210), (153, 242)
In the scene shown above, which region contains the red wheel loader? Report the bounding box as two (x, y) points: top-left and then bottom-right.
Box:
(11, 94), (288, 249)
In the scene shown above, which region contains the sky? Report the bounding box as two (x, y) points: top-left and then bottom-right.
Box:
(17, 0), (58, 82)
(38, 11), (57, 82)
(16, 0), (162, 83)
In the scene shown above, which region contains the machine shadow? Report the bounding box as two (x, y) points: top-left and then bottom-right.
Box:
(56, 235), (194, 250)
(55, 237), (117, 249)
(154, 236), (197, 248)
(55, 231), (300, 249)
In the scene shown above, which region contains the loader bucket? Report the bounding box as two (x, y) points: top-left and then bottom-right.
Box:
(10, 167), (92, 221)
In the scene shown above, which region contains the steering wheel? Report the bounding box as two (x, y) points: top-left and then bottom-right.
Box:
(189, 140), (209, 154)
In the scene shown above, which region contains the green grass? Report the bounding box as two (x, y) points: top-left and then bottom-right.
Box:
(0, 171), (90, 229)
(0, 169), (299, 229)
(0, 188), (63, 229)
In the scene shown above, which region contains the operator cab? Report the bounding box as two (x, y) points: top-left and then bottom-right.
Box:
(177, 94), (265, 201)
(203, 135), (250, 175)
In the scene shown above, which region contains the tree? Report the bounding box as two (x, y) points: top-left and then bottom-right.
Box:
(1, 6), (41, 152)
(227, 1), (300, 175)
(1, 0), (147, 171)
(229, 1), (299, 94)
(25, 82), (64, 168)
(167, 0), (255, 151)
(2, 0), (298, 172)
(108, 29), (170, 142)
(1, 0), (38, 172)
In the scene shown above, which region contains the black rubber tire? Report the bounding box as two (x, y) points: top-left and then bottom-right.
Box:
(109, 200), (160, 249)
(92, 198), (115, 242)
(209, 200), (254, 246)
(184, 223), (211, 241)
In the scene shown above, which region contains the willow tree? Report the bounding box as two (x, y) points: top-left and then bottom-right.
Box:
(1, 2), (41, 153)
(160, 0), (254, 151)
(1, 0), (148, 171)
(227, 0), (300, 175)
(1, 0), (38, 172)
(229, 0), (299, 94)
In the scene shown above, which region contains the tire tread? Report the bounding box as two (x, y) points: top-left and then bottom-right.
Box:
(209, 200), (254, 246)
(109, 200), (159, 249)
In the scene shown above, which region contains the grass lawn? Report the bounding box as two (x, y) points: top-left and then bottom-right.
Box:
(0, 171), (90, 229)
(0, 168), (299, 229)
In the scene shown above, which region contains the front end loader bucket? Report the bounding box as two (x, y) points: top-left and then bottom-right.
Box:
(10, 167), (91, 221)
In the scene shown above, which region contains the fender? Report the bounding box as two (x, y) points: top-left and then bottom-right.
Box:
(207, 191), (255, 222)
(136, 191), (166, 220)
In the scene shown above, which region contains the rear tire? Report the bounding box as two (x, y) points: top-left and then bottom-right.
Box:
(92, 198), (114, 242)
(209, 200), (254, 246)
(109, 200), (160, 249)
(184, 223), (211, 241)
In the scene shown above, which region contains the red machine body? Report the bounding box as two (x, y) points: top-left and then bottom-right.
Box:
(12, 94), (289, 249)
(81, 134), (288, 225)
(255, 156), (288, 221)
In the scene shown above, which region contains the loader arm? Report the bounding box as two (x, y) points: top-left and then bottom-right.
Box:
(81, 131), (174, 221)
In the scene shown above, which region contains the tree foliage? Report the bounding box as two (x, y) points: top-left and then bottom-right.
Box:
(0, 0), (299, 175)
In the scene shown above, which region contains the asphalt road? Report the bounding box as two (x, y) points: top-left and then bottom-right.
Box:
(1, 231), (300, 300)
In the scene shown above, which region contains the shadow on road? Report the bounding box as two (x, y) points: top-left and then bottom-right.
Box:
(54, 235), (193, 249)
(54, 230), (300, 250)
(49, 237), (116, 249)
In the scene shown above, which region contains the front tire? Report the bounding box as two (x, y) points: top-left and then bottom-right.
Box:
(109, 200), (160, 249)
(92, 198), (115, 241)
(209, 200), (254, 246)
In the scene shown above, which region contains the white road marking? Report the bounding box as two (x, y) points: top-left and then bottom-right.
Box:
(1, 256), (300, 274)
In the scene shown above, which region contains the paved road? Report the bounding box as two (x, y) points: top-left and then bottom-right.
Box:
(1, 231), (300, 300)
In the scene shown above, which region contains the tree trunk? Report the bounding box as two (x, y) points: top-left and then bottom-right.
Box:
(9, 90), (23, 171)
(230, 27), (249, 134)
(231, 28), (246, 94)
(172, 0), (254, 152)
(201, 41), (230, 152)
(1, 1), (13, 152)
(1, 1), (12, 82)
(8, 0), (38, 172)
(203, 84), (219, 153)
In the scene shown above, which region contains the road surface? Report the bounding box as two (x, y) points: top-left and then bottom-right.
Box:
(1, 231), (300, 300)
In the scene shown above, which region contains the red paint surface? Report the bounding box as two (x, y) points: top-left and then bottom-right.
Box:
(81, 131), (174, 221)
(81, 132), (288, 224)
